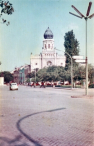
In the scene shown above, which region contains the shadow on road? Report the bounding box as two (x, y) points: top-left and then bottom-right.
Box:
(0, 107), (66, 146)
(0, 135), (29, 146)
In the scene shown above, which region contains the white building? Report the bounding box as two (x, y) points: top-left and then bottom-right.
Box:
(0, 77), (4, 85)
(30, 27), (66, 72)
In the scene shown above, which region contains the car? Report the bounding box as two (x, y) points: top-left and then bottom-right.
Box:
(10, 83), (18, 90)
(89, 83), (94, 88)
(40, 82), (45, 88)
(30, 82), (41, 87)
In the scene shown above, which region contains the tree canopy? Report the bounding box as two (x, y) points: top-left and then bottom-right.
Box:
(26, 64), (94, 84)
(0, 71), (14, 83)
(27, 66), (71, 83)
(0, 0), (14, 25)
(64, 30), (79, 69)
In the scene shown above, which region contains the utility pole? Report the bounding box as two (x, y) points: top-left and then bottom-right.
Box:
(69, 2), (94, 95)
(35, 68), (36, 87)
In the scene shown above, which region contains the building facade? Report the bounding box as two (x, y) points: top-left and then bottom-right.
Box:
(11, 65), (31, 84)
(30, 27), (66, 72)
(19, 65), (31, 84)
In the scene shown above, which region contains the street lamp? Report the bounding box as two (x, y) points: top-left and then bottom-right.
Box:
(65, 52), (73, 89)
(34, 68), (36, 87)
(69, 2), (94, 95)
(55, 48), (73, 89)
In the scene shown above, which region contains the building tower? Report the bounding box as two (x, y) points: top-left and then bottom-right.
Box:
(41, 27), (56, 67)
(30, 27), (66, 72)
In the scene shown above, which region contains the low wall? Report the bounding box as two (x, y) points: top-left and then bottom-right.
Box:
(0, 77), (4, 85)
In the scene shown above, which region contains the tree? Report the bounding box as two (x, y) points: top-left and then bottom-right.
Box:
(26, 71), (35, 78)
(0, 71), (14, 83)
(0, 1), (14, 68)
(72, 64), (94, 84)
(64, 30), (79, 69)
(73, 65), (85, 82)
(26, 78), (30, 83)
(27, 66), (68, 82)
(0, 0), (14, 25)
(88, 64), (94, 83)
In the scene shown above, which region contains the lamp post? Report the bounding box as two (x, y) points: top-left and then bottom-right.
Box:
(34, 68), (36, 87)
(69, 2), (94, 95)
(65, 52), (73, 89)
(55, 48), (73, 89)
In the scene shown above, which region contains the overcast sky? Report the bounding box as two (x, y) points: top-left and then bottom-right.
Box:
(0, 0), (94, 71)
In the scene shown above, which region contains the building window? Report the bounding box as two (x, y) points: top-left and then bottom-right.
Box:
(47, 61), (52, 66)
(35, 63), (37, 65)
(51, 44), (53, 49)
(48, 44), (50, 48)
(45, 44), (46, 49)
(61, 63), (63, 66)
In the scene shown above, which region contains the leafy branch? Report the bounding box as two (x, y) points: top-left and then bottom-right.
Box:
(0, 0), (14, 25)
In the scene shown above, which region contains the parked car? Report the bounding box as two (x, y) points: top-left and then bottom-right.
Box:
(89, 83), (94, 88)
(45, 82), (53, 87)
(64, 81), (69, 85)
(10, 83), (18, 90)
(30, 82), (41, 87)
(40, 82), (45, 88)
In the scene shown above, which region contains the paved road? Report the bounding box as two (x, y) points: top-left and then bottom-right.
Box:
(0, 85), (94, 146)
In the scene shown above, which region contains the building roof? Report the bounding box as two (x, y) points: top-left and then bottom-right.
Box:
(44, 27), (53, 39)
(11, 64), (30, 74)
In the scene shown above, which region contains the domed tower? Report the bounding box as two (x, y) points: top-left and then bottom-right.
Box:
(44, 27), (53, 39)
(42, 27), (54, 51)
(30, 27), (66, 72)
(41, 27), (56, 68)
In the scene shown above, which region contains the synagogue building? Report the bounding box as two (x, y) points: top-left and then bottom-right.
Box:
(30, 27), (66, 72)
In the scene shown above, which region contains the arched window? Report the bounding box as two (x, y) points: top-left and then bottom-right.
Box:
(47, 61), (52, 66)
(48, 44), (50, 48)
(51, 44), (53, 49)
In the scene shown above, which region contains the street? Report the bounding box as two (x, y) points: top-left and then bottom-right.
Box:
(0, 85), (94, 146)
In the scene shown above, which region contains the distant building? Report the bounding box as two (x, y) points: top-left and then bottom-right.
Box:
(0, 77), (4, 85)
(11, 65), (31, 84)
(30, 27), (66, 72)
(12, 68), (19, 84)
(19, 65), (31, 84)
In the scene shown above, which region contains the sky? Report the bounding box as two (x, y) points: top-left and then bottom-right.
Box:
(0, 0), (94, 71)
